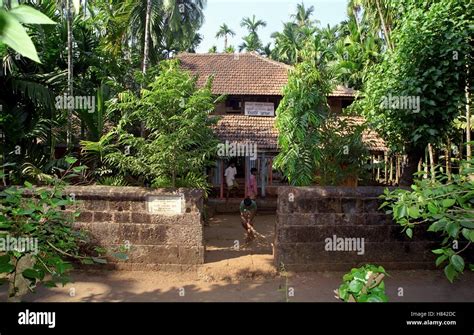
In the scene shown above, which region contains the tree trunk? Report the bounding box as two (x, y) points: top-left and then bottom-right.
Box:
(428, 143), (435, 181)
(225, 35), (228, 50)
(371, 155), (375, 180)
(66, 0), (74, 149)
(374, 0), (393, 51)
(466, 68), (471, 167)
(399, 146), (424, 185)
(445, 138), (452, 181)
(352, 6), (363, 44)
(376, 154), (381, 181)
(395, 154), (400, 185)
(389, 156), (393, 183)
(142, 0), (152, 74)
(423, 148), (428, 179)
(0, 134), (5, 186)
(140, 0), (152, 138)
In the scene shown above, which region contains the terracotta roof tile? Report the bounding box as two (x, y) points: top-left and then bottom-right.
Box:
(213, 115), (279, 151)
(339, 116), (388, 152)
(213, 115), (387, 152)
(178, 52), (290, 96)
(177, 53), (356, 97)
(331, 85), (358, 97)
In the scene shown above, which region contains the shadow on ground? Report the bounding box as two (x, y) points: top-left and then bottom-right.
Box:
(1, 268), (473, 302)
(1, 214), (473, 302)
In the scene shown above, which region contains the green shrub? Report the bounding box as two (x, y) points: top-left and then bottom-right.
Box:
(316, 116), (371, 185)
(335, 264), (388, 302)
(0, 157), (117, 301)
(381, 160), (474, 282)
(81, 60), (221, 191)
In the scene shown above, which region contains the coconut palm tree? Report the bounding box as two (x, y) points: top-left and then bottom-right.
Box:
(49, 0), (77, 147)
(347, 0), (362, 32)
(186, 33), (203, 52)
(354, 0), (394, 50)
(290, 2), (318, 27)
(239, 15), (266, 54)
(224, 45), (235, 53)
(66, 0), (74, 148)
(208, 45), (217, 53)
(142, 0), (152, 73)
(215, 23), (235, 50)
(126, 0), (206, 65)
(271, 23), (301, 64)
(329, 17), (382, 89)
(162, 0), (206, 46)
(262, 43), (272, 57)
(238, 33), (262, 53)
(240, 15), (266, 35)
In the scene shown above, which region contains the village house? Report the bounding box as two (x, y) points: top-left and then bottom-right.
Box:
(177, 52), (387, 197)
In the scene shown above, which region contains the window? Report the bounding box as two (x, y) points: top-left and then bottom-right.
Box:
(225, 98), (242, 113)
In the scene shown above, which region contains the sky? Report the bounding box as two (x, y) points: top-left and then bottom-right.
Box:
(196, 0), (349, 53)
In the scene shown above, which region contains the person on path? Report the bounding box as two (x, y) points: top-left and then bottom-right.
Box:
(225, 162), (238, 199)
(240, 197), (257, 242)
(247, 168), (258, 199)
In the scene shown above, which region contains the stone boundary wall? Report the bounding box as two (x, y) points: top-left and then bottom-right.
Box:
(275, 186), (444, 271)
(65, 186), (204, 271)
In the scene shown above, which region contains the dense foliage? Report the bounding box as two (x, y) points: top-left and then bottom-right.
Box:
(352, 0), (472, 183)
(0, 157), (122, 301)
(316, 116), (370, 186)
(0, 0), (472, 300)
(82, 60), (221, 189)
(381, 160), (474, 282)
(0, 0), (207, 186)
(273, 44), (332, 186)
(0, 2), (55, 62)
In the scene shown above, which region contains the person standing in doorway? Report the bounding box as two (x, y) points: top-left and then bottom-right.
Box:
(225, 162), (238, 199)
(247, 168), (258, 199)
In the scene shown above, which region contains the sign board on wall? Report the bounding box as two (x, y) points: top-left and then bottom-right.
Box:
(147, 194), (184, 215)
(244, 102), (275, 117)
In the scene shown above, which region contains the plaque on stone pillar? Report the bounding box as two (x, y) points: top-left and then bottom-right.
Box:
(147, 194), (184, 215)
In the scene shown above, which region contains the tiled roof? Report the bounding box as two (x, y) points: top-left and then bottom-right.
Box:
(213, 115), (387, 152)
(338, 116), (388, 152)
(177, 53), (356, 97)
(213, 115), (279, 151)
(177, 52), (290, 96)
(331, 85), (358, 97)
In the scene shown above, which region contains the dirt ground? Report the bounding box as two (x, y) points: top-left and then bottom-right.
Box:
(1, 214), (473, 302)
(201, 213), (277, 281)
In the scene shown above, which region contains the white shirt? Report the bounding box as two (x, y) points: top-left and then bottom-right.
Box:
(224, 166), (237, 185)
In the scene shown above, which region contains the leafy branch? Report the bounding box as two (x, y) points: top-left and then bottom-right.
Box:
(381, 160), (474, 282)
(335, 264), (388, 302)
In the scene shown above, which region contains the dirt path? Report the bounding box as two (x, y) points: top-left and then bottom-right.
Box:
(1, 214), (473, 302)
(2, 269), (472, 302)
(200, 213), (277, 281)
